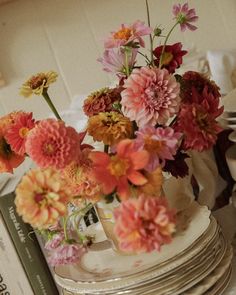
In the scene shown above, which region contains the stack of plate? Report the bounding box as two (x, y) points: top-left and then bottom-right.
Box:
(54, 202), (233, 295)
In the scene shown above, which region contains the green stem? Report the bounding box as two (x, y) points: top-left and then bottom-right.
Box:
(124, 47), (130, 77)
(137, 51), (151, 64)
(63, 216), (69, 241)
(159, 22), (179, 69)
(145, 0), (154, 65)
(42, 90), (62, 120)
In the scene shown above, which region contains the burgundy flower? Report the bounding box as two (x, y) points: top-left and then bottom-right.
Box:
(163, 150), (189, 178)
(181, 71), (221, 103)
(174, 103), (223, 152)
(153, 42), (187, 73)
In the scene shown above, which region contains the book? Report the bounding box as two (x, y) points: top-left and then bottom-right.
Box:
(0, 192), (60, 295)
(0, 213), (34, 294)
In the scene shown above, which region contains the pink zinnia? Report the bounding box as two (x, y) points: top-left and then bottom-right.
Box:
(121, 67), (180, 126)
(114, 195), (176, 253)
(89, 139), (149, 200)
(25, 119), (81, 169)
(45, 232), (65, 250)
(98, 48), (138, 76)
(135, 126), (182, 172)
(5, 112), (35, 156)
(47, 243), (87, 266)
(175, 103), (223, 152)
(104, 20), (152, 48)
(173, 3), (198, 31)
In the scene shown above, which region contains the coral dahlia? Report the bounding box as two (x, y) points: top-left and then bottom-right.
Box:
(114, 195), (176, 253)
(25, 119), (80, 169)
(121, 67), (180, 126)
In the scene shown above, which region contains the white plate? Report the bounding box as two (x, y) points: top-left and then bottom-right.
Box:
(54, 203), (211, 293)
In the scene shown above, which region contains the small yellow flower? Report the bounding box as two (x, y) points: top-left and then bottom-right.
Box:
(20, 71), (58, 97)
(87, 111), (132, 146)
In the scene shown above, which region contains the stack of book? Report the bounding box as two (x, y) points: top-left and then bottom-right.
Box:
(0, 191), (61, 294)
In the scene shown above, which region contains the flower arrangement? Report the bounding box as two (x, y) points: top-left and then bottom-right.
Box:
(0, 2), (223, 266)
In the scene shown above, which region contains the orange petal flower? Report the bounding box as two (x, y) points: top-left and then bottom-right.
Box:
(15, 168), (72, 229)
(89, 139), (149, 200)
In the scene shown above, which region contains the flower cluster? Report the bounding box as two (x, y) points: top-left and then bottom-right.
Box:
(0, 2), (223, 265)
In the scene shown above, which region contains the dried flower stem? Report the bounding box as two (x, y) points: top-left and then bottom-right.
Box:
(42, 90), (62, 120)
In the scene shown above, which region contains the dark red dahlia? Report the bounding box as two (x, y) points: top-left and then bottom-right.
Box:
(180, 71), (221, 103)
(174, 103), (223, 152)
(153, 42), (187, 73)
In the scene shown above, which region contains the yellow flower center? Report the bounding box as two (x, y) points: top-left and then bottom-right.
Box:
(144, 136), (164, 153)
(114, 28), (133, 40)
(43, 142), (56, 155)
(195, 109), (210, 131)
(162, 52), (174, 65)
(29, 75), (46, 89)
(108, 155), (129, 177)
(19, 127), (29, 138)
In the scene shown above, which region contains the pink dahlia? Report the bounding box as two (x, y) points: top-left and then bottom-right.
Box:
(5, 112), (35, 156)
(114, 195), (176, 253)
(153, 42), (187, 73)
(89, 139), (149, 200)
(98, 48), (138, 76)
(104, 20), (152, 48)
(173, 3), (198, 31)
(135, 126), (181, 172)
(47, 243), (87, 266)
(25, 119), (80, 169)
(121, 67), (180, 126)
(175, 103), (223, 152)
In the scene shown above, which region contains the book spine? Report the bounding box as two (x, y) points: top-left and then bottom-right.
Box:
(0, 192), (59, 295)
(0, 214), (34, 295)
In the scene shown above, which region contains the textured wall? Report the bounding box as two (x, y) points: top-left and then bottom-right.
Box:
(0, 0), (236, 118)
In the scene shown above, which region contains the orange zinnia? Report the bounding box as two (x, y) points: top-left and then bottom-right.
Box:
(89, 139), (149, 200)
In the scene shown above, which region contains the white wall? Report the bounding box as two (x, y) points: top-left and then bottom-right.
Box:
(0, 0), (236, 119)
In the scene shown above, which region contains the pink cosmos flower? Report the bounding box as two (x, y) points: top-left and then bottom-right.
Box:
(89, 139), (149, 200)
(121, 67), (180, 126)
(104, 20), (152, 48)
(45, 232), (64, 250)
(173, 3), (198, 31)
(175, 103), (223, 152)
(25, 119), (81, 169)
(47, 243), (87, 266)
(98, 48), (138, 76)
(5, 112), (35, 156)
(114, 195), (176, 253)
(135, 126), (182, 172)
